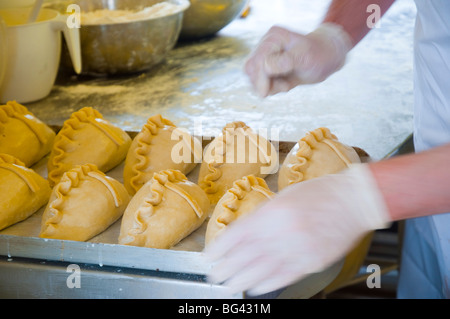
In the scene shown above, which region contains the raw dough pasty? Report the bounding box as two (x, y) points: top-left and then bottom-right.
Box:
(119, 169), (210, 249)
(198, 121), (278, 205)
(47, 107), (132, 186)
(40, 164), (130, 241)
(0, 101), (55, 167)
(123, 114), (200, 195)
(278, 127), (361, 190)
(205, 175), (274, 246)
(0, 154), (51, 231)
(277, 127), (370, 291)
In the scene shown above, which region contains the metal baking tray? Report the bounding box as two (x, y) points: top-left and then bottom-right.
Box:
(0, 132), (369, 298)
(0, 138), (293, 272)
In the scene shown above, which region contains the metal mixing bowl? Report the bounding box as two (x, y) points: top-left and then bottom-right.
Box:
(47, 0), (189, 76)
(180, 0), (248, 39)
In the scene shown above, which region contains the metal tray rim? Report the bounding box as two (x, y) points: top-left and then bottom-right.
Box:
(0, 234), (210, 275)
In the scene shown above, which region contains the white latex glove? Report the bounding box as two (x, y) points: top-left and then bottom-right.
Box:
(206, 164), (391, 296)
(244, 23), (353, 97)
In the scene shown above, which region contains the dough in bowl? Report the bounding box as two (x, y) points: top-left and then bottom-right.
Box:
(278, 127), (361, 190)
(205, 175), (274, 246)
(0, 101), (55, 167)
(0, 154), (51, 231)
(47, 107), (132, 187)
(198, 121), (278, 205)
(119, 169), (210, 249)
(40, 164), (130, 241)
(123, 114), (200, 195)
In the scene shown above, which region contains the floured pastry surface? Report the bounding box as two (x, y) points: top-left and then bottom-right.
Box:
(198, 121), (278, 205)
(205, 175), (274, 246)
(40, 164), (130, 241)
(47, 107), (132, 187)
(119, 169), (210, 249)
(0, 101), (55, 167)
(0, 154), (51, 231)
(123, 114), (200, 195)
(278, 127), (361, 190)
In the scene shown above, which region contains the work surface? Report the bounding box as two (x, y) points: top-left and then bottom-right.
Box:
(27, 0), (417, 161)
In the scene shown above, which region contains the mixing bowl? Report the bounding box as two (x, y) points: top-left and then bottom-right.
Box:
(47, 0), (189, 76)
(180, 0), (248, 39)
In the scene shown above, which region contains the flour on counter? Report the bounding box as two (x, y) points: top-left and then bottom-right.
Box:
(81, 1), (188, 25)
(57, 84), (129, 96)
(30, 0), (415, 162)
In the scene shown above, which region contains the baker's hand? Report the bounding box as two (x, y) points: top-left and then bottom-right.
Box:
(244, 23), (353, 97)
(206, 164), (391, 296)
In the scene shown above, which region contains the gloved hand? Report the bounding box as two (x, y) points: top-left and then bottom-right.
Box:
(244, 23), (353, 97)
(206, 164), (391, 296)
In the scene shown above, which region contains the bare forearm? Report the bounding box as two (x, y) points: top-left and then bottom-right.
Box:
(370, 143), (450, 221)
(323, 0), (396, 47)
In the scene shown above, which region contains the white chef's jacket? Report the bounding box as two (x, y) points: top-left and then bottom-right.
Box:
(396, 0), (450, 298)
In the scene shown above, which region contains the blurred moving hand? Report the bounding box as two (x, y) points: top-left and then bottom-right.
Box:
(206, 164), (391, 296)
(245, 23), (353, 97)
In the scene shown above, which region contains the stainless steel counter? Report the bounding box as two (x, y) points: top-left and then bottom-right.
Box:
(27, 0), (416, 161)
(1, 0), (417, 299)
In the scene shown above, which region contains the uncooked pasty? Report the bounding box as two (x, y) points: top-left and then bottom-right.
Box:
(205, 175), (274, 246)
(277, 127), (369, 291)
(0, 153), (51, 231)
(40, 164), (130, 241)
(0, 101), (55, 167)
(123, 114), (200, 195)
(278, 127), (361, 190)
(198, 121), (278, 205)
(119, 169), (210, 249)
(47, 107), (132, 187)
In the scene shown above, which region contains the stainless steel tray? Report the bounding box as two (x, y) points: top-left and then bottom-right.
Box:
(0, 140), (299, 272)
(0, 138), (362, 298)
(1, 159), (210, 275)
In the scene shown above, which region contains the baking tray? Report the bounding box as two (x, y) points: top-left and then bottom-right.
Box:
(0, 131), (369, 296)
(0, 137), (287, 272)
